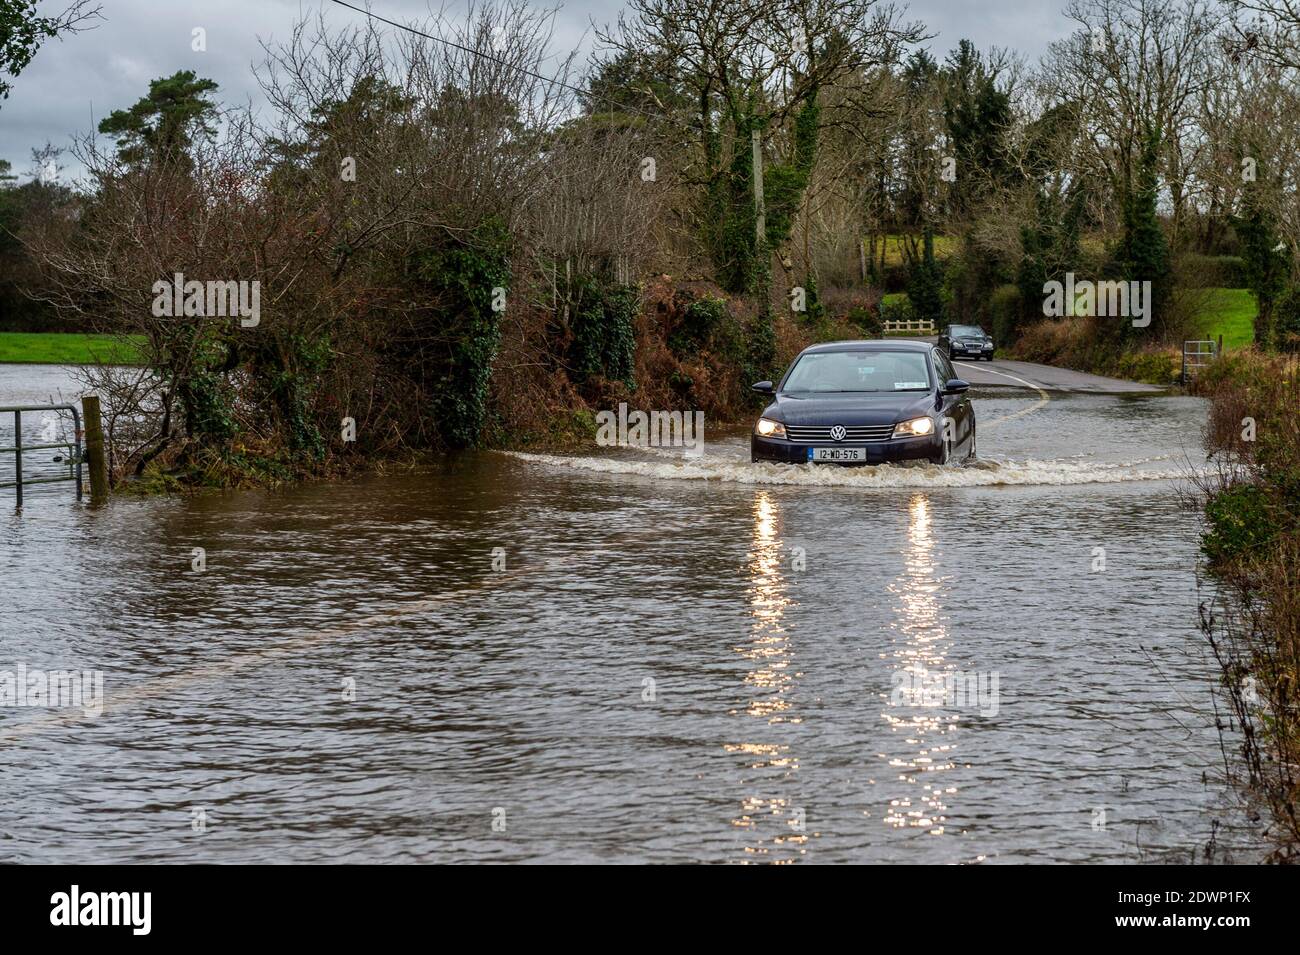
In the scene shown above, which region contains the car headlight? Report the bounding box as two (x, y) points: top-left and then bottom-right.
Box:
(893, 416), (934, 437)
(755, 417), (786, 438)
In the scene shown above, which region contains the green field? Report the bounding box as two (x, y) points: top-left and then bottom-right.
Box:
(1194, 288), (1256, 350)
(871, 234), (957, 266)
(0, 332), (145, 365)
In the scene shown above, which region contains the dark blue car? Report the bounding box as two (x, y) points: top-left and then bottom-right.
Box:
(750, 340), (976, 465)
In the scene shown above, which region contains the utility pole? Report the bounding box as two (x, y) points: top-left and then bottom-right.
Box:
(751, 128), (765, 246)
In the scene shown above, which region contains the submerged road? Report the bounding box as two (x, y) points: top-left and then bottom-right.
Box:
(1, 362), (1258, 865)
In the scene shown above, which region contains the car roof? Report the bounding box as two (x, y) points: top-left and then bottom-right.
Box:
(799, 339), (934, 354)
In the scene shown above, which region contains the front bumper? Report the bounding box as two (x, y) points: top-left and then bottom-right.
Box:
(952, 342), (994, 357)
(751, 433), (942, 465)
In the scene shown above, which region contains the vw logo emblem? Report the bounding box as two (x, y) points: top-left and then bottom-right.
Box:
(829, 425), (847, 442)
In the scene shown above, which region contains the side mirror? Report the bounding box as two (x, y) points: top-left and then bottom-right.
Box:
(944, 378), (970, 394)
(751, 380), (774, 394)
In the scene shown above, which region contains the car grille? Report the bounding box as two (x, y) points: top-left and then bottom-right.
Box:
(784, 424), (895, 443)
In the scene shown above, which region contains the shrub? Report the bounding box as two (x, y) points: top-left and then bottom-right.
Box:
(878, 261), (909, 293)
(1195, 285), (1300, 862)
(1203, 484), (1276, 567)
(418, 219), (512, 449)
(989, 283), (1022, 345)
(744, 310), (778, 388)
(1111, 349), (1179, 386)
(1011, 317), (1178, 384)
(1011, 317), (1091, 366)
(801, 272), (827, 325)
(1274, 286), (1300, 353)
(848, 305), (883, 337)
(1181, 253), (1247, 288)
(879, 294), (914, 330)
(669, 295), (727, 357)
(1192, 346), (1279, 396)
(569, 277), (639, 388)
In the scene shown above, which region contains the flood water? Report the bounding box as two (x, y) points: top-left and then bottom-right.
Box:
(0, 364), (1261, 863)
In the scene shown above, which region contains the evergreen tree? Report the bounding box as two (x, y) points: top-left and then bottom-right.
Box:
(908, 226), (945, 329)
(1234, 179), (1288, 348)
(98, 70), (220, 168)
(898, 50), (939, 228)
(1115, 127), (1171, 339)
(943, 40), (1012, 217)
(1017, 189), (1083, 329)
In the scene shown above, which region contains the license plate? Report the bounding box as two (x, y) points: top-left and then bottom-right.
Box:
(809, 447), (866, 463)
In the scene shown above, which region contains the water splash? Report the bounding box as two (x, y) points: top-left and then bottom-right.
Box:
(503, 450), (1197, 488)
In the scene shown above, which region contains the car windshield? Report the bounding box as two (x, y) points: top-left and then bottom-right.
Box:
(782, 350), (932, 393)
(951, 325), (985, 337)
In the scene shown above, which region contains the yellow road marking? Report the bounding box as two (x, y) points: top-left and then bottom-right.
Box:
(954, 361), (1050, 428)
(0, 564), (533, 744)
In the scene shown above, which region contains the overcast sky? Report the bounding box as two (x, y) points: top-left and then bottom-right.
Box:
(0, 0), (1070, 183)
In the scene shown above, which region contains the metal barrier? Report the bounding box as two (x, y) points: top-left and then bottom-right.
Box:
(0, 404), (83, 506)
(1182, 340), (1218, 385)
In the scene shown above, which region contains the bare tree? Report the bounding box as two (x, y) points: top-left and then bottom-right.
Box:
(1042, 0), (1222, 244)
(1228, 0), (1300, 68)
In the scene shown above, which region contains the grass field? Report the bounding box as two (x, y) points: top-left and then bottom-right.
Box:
(0, 332), (145, 365)
(1193, 288), (1256, 350)
(872, 234), (957, 266)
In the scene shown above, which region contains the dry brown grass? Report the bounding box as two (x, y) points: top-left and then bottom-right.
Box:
(1195, 349), (1300, 861)
(1011, 317), (1181, 385)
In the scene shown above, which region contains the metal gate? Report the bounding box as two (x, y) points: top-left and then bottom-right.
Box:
(1182, 340), (1217, 385)
(0, 403), (84, 505)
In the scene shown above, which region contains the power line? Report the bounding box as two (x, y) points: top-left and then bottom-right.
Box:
(326, 0), (687, 131)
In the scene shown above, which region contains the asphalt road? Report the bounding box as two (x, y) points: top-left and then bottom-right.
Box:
(950, 356), (1163, 393)
(905, 338), (1164, 393)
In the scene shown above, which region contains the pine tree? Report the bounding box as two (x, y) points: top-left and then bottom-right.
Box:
(97, 70), (219, 168)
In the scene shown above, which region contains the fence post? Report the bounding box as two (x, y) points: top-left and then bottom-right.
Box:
(13, 410), (21, 508)
(82, 395), (108, 504)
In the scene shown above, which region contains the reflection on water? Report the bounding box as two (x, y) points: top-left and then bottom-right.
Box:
(729, 491), (807, 862)
(880, 494), (959, 839)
